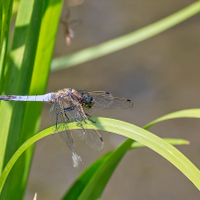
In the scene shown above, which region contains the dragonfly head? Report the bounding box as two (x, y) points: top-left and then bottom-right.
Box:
(83, 95), (95, 109)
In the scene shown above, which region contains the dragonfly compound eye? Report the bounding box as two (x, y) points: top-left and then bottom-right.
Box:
(84, 96), (94, 109)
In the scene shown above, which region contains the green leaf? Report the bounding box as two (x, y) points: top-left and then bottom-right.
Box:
(51, 1), (200, 71)
(0, 0), (44, 176)
(63, 109), (200, 199)
(64, 139), (134, 200)
(0, 109), (200, 197)
(63, 138), (189, 200)
(144, 108), (200, 129)
(130, 138), (189, 149)
(0, 0), (63, 199)
(0, 0), (14, 93)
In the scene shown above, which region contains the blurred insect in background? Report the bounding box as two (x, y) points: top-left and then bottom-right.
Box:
(60, 10), (81, 46)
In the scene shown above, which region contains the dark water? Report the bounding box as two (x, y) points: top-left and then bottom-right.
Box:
(25, 0), (200, 199)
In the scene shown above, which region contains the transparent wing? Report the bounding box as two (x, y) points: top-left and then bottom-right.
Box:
(78, 90), (133, 113)
(49, 102), (82, 167)
(49, 102), (75, 152)
(49, 102), (63, 126)
(49, 101), (104, 151)
(66, 107), (104, 151)
(73, 128), (103, 151)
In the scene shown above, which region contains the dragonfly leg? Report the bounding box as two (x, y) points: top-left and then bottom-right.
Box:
(55, 112), (59, 132)
(76, 118), (84, 129)
(64, 110), (70, 120)
(74, 111), (87, 134)
(85, 113), (96, 123)
(75, 113), (84, 127)
(64, 107), (75, 112)
(77, 105), (89, 123)
(55, 110), (67, 132)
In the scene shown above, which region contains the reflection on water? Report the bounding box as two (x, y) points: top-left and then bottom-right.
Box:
(25, 1), (200, 199)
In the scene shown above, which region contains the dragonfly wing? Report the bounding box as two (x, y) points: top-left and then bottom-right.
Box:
(65, 105), (104, 151)
(78, 90), (133, 112)
(60, 129), (82, 167)
(50, 101), (104, 152)
(104, 96), (133, 109)
(59, 130), (74, 152)
(49, 102), (63, 127)
(49, 102), (74, 148)
(74, 125), (104, 151)
(49, 102), (82, 167)
(49, 100), (76, 128)
(78, 90), (113, 112)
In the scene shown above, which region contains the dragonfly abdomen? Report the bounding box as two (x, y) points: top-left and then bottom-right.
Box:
(0, 93), (52, 102)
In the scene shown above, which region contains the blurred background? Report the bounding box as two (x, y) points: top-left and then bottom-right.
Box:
(25, 0), (200, 199)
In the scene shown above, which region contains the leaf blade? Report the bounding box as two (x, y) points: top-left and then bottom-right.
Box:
(64, 109), (200, 199)
(0, 109), (200, 196)
(0, 0), (63, 199)
(51, 1), (200, 71)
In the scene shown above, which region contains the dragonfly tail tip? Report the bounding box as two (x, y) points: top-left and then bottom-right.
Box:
(72, 152), (82, 168)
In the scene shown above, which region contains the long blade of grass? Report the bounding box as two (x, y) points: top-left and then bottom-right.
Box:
(0, 109), (200, 196)
(0, 0), (43, 175)
(0, 0), (46, 199)
(63, 109), (200, 199)
(144, 108), (200, 129)
(63, 138), (189, 200)
(0, 121), (191, 195)
(51, 1), (200, 71)
(0, 0), (14, 93)
(0, 0), (63, 199)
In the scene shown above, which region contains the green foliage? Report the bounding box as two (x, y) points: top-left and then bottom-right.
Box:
(0, 1), (200, 199)
(0, 0), (63, 199)
(51, 1), (200, 71)
(63, 109), (200, 199)
(0, 109), (199, 198)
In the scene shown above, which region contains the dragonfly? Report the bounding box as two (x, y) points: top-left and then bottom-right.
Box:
(0, 88), (133, 167)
